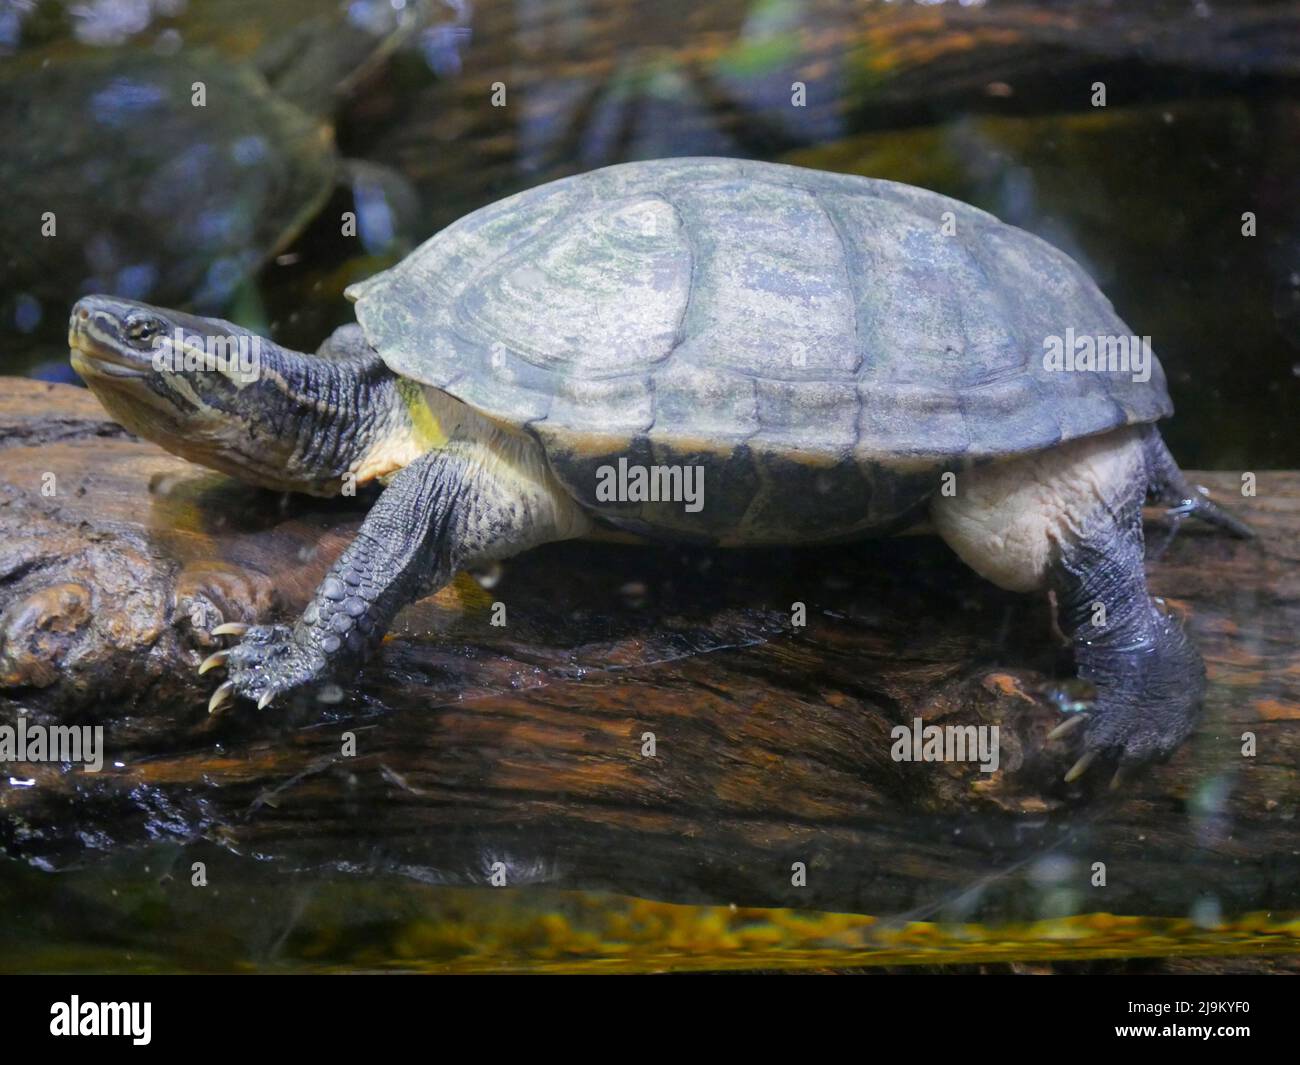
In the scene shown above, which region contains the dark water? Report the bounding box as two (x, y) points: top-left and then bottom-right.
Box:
(1, 0), (1298, 971)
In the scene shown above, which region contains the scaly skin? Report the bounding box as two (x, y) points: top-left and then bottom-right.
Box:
(67, 294), (589, 710)
(931, 425), (1252, 781)
(1044, 427), (1251, 777)
(205, 433), (590, 711)
(209, 444), (471, 709)
(1049, 470), (1206, 776)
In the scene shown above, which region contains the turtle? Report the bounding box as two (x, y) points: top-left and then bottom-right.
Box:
(67, 157), (1252, 778)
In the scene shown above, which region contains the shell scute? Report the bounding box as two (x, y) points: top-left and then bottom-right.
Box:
(352, 157), (1172, 474)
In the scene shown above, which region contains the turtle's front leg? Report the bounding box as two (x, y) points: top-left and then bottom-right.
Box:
(202, 435), (588, 711)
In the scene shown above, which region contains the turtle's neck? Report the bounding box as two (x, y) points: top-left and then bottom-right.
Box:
(260, 342), (429, 494)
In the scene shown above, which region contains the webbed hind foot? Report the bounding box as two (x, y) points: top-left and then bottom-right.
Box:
(930, 426), (1241, 780)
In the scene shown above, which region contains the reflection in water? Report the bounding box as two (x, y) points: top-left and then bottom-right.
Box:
(3, 854), (1298, 973)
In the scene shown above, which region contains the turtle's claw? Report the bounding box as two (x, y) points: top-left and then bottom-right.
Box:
(1046, 714), (1088, 742)
(198, 650), (229, 675)
(199, 622), (329, 713)
(208, 680), (235, 715)
(206, 622), (330, 710)
(1063, 750), (1097, 783)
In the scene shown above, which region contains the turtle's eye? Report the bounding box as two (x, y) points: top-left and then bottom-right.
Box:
(124, 315), (164, 347)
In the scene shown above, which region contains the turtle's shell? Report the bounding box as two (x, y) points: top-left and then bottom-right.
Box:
(349, 158), (1171, 541)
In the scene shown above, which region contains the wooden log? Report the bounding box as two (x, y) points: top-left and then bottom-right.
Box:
(0, 377), (1296, 927)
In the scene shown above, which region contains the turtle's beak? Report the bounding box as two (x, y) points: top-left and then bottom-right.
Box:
(68, 297), (154, 379)
(68, 296), (197, 454)
(66, 296), (349, 496)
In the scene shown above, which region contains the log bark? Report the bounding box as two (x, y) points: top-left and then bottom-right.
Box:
(0, 378), (1296, 925)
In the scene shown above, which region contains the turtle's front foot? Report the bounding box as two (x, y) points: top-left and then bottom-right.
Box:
(201, 623), (330, 712)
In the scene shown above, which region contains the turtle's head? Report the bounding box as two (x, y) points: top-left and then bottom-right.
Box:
(69, 295), (418, 495)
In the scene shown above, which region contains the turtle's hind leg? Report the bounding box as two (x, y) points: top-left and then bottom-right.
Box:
(931, 427), (1209, 777)
(1142, 425), (1254, 543)
(202, 421), (590, 711)
(1046, 461), (1206, 778)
